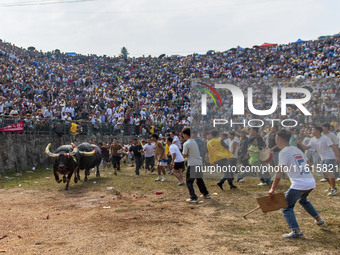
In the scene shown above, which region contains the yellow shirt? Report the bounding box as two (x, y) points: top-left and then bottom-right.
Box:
(165, 144), (169, 155)
(207, 138), (233, 164)
(70, 123), (78, 133)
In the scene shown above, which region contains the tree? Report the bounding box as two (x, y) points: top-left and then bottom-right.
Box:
(120, 47), (129, 59)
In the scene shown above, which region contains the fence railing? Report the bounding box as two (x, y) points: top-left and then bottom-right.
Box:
(0, 115), (184, 136)
(0, 115), (337, 136)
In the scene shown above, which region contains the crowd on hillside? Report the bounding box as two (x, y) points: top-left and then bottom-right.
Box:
(0, 35), (339, 134)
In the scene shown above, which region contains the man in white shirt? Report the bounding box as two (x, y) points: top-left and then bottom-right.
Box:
(143, 138), (155, 172)
(269, 129), (325, 238)
(182, 127), (210, 203)
(167, 137), (184, 186)
(302, 128), (320, 166)
(228, 131), (239, 169)
(106, 106), (112, 116)
(299, 125), (339, 196)
(170, 131), (182, 150)
(65, 105), (75, 118)
(322, 123), (340, 181)
(43, 107), (53, 118)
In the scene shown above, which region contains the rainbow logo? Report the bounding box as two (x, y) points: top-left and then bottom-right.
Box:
(199, 82), (223, 107)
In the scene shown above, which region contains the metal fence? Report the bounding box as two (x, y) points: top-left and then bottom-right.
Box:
(0, 115), (338, 136)
(0, 115), (184, 136)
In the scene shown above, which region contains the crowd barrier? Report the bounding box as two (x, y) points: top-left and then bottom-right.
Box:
(0, 115), (184, 136)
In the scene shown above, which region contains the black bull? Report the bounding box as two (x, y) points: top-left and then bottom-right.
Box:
(45, 143), (97, 190)
(76, 143), (102, 182)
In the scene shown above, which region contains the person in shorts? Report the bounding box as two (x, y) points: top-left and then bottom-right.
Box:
(151, 134), (167, 182)
(299, 125), (339, 196)
(167, 137), (184, 186)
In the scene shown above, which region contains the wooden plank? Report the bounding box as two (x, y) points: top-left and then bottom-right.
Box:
(256, 193), (287, 213)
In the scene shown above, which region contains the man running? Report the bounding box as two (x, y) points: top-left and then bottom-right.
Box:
(182, 127), (210, 202)
(322, 123), (340, 181)
(299, 125), (339, 196)
(167, 137), (185, 186)
(129, 139), (143, 177)
(170, 131), (182, 151)
(110, 138), (122, 175)
(269, 129), (325, 238)
(207, 130), (237, 190)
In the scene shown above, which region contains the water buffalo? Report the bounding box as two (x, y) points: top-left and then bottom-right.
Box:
(45, 143), (96, 190)
(76, 142), (102, 182)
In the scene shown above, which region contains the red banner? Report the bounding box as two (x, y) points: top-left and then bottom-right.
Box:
(0, 121), (24, 133)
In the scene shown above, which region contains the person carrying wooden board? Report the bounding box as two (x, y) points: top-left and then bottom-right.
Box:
(268, 129), (326, 238)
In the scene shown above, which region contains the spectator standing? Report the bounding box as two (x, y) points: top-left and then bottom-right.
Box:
(143, 138), (155, 172)
(129, 139), (143, 177)
(182, 127), (210, 203)
(167, 137), (185, 186)
(299, 125), (339, 196)
(110, 138), (122, 174)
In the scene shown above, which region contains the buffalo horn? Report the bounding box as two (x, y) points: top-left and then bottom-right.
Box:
(45, 143), (59, 158)
(79, 148), (97, 156)
(70, 143), (79, 155)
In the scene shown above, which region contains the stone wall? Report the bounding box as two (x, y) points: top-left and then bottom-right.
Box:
(0, 133), (134, 174)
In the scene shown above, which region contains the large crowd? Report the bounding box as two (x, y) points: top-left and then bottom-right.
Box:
(1, 34), (340, 239)
(96, 122), (339, 238)
(0, 35), (339, 135)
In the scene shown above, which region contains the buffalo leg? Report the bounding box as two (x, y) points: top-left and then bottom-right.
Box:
(84, 168), (89, 182)
(65, 170), (74, 191)
(54, 172), (62, 183)
(96, 164), (100, 178)
(77, 168), (81, 181)
(74, 166), (79, 183)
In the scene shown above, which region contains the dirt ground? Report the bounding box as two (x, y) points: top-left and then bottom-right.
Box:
(0, 167), (339, 255)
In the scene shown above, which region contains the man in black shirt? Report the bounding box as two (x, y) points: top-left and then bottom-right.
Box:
(237, 129), (249, 182)
(54, 120), (65, 146)
(129, 139), (143, 177)
(266, 126), (280, 166)
(249, 127), (265, 149)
